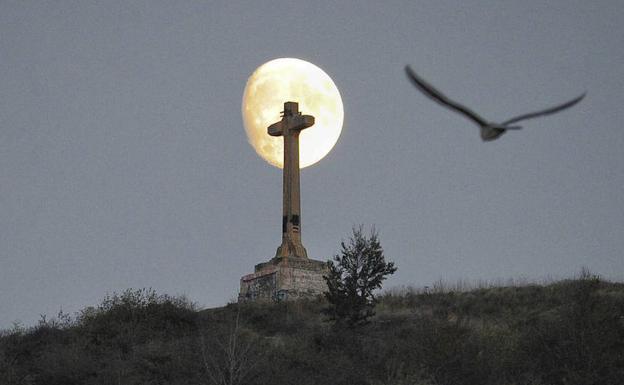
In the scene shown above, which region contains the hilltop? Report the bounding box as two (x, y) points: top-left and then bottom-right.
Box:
(1, 274), (623, 385)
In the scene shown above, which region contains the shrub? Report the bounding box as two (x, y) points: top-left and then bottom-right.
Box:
(323, 227), (397, 327)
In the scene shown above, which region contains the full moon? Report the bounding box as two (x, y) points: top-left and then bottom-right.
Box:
(242, 58), (344, 168)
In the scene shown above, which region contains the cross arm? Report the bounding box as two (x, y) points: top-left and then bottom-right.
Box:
(267, 102), (315, 137)
(267, 114), (314, 136)
(288, 114), (314, 131)
(268, 121), (283, 136)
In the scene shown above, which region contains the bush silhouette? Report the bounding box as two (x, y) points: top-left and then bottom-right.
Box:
(323, 227), (397, 327)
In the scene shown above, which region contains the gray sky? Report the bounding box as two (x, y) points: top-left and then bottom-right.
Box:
(2, 1), (623, 328)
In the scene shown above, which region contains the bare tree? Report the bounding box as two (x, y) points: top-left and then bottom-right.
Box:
(200, 308), (259, 385)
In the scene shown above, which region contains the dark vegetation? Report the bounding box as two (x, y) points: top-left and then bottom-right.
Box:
(2, 272), (623, 385)
(324, 227), (397, 327)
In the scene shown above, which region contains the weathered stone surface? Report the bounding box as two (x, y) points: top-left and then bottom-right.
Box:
(268, 102), (314, 259)
(239, 102), (328, 302)
(239, 257), (328, 302)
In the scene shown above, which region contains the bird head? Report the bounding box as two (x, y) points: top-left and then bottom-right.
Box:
(480, 123), (522, 141)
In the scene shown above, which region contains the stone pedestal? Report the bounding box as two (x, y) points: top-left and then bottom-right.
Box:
(238, 257), (328, 302)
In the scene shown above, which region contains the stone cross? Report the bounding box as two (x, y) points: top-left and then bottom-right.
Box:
(268, 101), (314, 259)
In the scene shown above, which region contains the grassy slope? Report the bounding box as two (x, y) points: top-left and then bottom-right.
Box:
(1, 277), (623, 385)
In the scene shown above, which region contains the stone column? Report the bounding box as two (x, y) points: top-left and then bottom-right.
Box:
(267, 102), (314, 259)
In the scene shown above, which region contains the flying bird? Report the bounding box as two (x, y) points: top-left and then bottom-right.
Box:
(405, 66), (586, 141)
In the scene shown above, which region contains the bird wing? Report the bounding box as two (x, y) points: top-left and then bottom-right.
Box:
(405, 66), (489, 127)
(501, 92), (586, 126)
